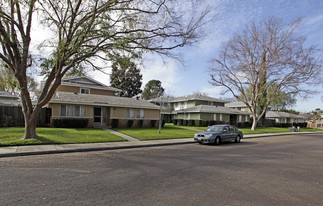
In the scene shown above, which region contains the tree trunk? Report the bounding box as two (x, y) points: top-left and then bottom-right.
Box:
(23, 113), (38, 139)
(251, 113), (258, 131)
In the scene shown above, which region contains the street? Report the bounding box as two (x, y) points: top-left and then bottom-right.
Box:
(1, 133), (323, 206)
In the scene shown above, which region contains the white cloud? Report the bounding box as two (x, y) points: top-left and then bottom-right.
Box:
(141, 54), (181, 91)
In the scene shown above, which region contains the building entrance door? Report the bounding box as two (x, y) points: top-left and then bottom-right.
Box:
(94, 107), (102, 126)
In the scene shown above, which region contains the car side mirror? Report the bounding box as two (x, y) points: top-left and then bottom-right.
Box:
(223, 129), (227, 132)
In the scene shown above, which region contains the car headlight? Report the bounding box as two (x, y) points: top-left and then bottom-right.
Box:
(205, 134), (213, 138)
(194, 134), (198, 138)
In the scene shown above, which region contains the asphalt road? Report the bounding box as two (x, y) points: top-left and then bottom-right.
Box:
(1, 133), (323, 206)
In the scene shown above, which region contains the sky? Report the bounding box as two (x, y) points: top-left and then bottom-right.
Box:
(33, 0), (323, 113)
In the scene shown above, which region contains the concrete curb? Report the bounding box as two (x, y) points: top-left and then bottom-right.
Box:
(0, 141), (194, 158)
(1, 132), (322, 158)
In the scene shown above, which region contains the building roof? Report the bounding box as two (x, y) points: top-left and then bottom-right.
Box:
(174, 105), (250, 115)
(225, 101), (249, 108)
(0, 91), (20, 100)
(149, 97), (175, 103)
(266, 111), (307, 119)
(50, 92), (160, 109)
(44, 76), (122, 92)
(170, 94), (227, 103)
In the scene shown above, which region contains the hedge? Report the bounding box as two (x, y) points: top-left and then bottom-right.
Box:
(128, 120), (134, 128)
(112, 119), (119, 128)
(52, 118), (89, 128)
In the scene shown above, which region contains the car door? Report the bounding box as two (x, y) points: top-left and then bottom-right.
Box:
(229, 126), (237, 140)
(221, 126), (231, 141)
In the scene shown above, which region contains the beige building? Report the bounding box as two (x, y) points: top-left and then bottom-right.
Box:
(45, 77), (160, 128)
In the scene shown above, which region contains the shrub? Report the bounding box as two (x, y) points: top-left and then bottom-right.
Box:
(138, 120), (144, 127)
(151, 120), (157, 127)
(172, 119), (178, 125)
(52, 118), (89, 128)
(162, 120), (166, 127)
(183, 120), (188, 126)
(128, 120), (134, 128)
(177, 119), (183, 126)
(188, 120), (194, 126)
(292, 122), (307, 128)
(274, 123), (292, 128)
(0, 115), (14, 127)
(111, 119), (119, 128)
(194, 120), (202, 127)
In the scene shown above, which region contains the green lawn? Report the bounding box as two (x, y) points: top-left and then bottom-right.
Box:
(168, 123), (322, 134)
(0, 127), (126, 146)
(114, 125), (197, 141)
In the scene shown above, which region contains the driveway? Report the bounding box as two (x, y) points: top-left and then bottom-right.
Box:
(1, 133), (323, 205)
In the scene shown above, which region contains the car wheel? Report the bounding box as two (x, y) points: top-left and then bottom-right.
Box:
(235, 135), (241, 143)
(214, 137), (221, 145)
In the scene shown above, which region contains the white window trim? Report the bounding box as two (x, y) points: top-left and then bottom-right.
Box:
(80, 88), (90, 94)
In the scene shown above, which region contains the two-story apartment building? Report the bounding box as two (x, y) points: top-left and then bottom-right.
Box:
(45, 76), (160, 128)
(150, 94), (250, 124)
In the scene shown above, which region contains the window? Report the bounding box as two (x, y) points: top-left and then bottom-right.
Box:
(60, 105), (86, 117)
(61, 105), (66, 116)
(81, 106), (86, 117)
(126, 108), (134, 118)
(67, 105), (73, 116)
(75, 106), (80, 117)
(80, 88), (90, 94)
(136, 109), (144, 118)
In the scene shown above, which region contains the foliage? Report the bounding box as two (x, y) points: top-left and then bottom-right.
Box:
(128, 120), (134, 128)
(52, 118), (89, 128)
(0, 115), (14, 127)
(0, 65), (38, 93)
(0, 0), (210, 139)
(111, 119), (119, 128)
(141, 80), (165, 100)
(110, 55), (142, 97)
(138, 120), (144, 128)
(151, 120), (157, 127)
(209, 16), (322, 130)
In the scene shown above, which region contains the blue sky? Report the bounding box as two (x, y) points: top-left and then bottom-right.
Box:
(135, 0), (323, 113)
(62, 0), (323, 112)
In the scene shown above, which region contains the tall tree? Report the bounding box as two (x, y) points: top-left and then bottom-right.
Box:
(0, 0), (210, 139)
(142, 80), (165, 100)
(0, 63), (37, 94)
(110, 56), (142, 97)
(209, 16), (322, 130)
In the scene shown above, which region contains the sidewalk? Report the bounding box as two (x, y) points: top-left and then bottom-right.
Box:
(1, 131), (322, 158)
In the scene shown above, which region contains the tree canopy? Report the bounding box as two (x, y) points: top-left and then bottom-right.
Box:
(110, 56), (142, 98)
(142, 79), (165, 100)
(0, 0), (210, 139)
(209, 16), (322, 130)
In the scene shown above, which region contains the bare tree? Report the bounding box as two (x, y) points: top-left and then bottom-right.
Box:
(0, 0), (210, 139)
(209, 16), (322, 130)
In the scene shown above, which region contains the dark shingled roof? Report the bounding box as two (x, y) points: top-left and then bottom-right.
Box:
(174, 105), (250, 115)
(50, 92), (160, 109)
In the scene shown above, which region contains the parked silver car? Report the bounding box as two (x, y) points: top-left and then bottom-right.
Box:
(194, 125), (243, 145)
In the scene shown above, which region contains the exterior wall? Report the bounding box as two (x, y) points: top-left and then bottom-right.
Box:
(49, 103), (94, 127)
(56, 85), (115, 96)
(90, 88), (115, 96)
(200, 113), (214, 120)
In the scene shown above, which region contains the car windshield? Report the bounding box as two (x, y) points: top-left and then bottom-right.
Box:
(206, 126), (223, 132)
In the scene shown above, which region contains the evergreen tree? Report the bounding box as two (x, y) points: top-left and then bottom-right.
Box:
(142, 80), (165, 100)
(110, 56), (142, 98)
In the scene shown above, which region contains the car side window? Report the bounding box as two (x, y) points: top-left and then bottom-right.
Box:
(229, 126), (236, 131)
(223, 126), (229, 132)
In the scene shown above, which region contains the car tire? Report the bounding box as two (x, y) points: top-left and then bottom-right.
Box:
(214, 137), (221, 145)
(235, 135), (241, 143)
